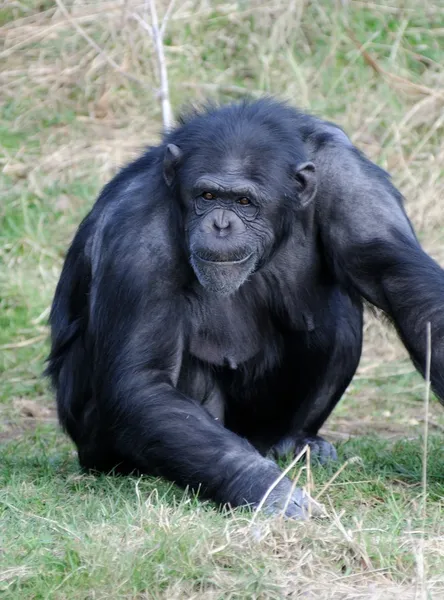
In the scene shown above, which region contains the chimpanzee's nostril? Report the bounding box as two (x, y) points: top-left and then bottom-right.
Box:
(213, 220), (230, 231)
(212, 210), (231, 231)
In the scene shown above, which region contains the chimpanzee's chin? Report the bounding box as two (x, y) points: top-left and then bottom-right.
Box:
(191, 254), (256, 295)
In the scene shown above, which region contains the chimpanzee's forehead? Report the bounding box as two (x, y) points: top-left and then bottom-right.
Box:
(183, 140), (289, 185)
(183, 151), (283, 194)
(172, 100), (308, 168)
(173, 110), (307, 191)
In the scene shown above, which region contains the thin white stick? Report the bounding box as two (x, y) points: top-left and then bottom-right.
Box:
(251, 445), (308, 523)
(422, 321), (431, 515)
(131, 12), (153, 37)
(306, 444), (312, 517)
(2, 500), (81, 540)
(315, 456), (362, 501)
(160, 0), (176, 39)
(149, 0), (173, 132)
(417, 322), (431, 600)
(281, 464), (305, 517)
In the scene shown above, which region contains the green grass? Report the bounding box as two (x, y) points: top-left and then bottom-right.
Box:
(1, 428), (443, 597)
(1, 0), (444, 597)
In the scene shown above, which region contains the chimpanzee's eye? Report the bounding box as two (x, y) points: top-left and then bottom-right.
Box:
(202, 192), (215, 200)
(237, 197), (251, 205)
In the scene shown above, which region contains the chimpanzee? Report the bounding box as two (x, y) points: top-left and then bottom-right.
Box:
(46, 98), (444, 518)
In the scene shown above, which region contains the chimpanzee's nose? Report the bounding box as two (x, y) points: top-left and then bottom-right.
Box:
(212, 209), (231, 233)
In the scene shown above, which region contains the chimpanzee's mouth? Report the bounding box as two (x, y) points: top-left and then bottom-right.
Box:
(193, 253), (253, 266)
(190, 251), (257, 295)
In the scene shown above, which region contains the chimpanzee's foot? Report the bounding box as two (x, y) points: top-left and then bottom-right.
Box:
(269, 434), (338, 464)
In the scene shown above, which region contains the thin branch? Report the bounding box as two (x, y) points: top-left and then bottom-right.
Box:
(250, 445), (322, 523)
(148, 0), (174, 132)
(417, 324), (431, 600)
(130, 11), (153, 38)
(346, 28), (444, 101)
(422, 322), (431, 516)
(56, 0), (174, 130)
(2, 500), (82, 541)
(160, 0), (176, 39)
(315, 456), (362, 502)
(0, 334), (46, 350)
(281, 464), (305, 518)
(54, 0), (150, 90)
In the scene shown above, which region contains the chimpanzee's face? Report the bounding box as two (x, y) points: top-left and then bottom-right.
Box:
(181, 167), (273, 295)
(163, 126), (316, 295)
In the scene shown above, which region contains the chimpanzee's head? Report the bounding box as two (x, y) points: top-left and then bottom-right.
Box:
(163, 100), (317, 295)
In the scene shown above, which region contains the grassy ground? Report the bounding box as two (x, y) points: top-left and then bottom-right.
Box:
(1, 1), (444, 598)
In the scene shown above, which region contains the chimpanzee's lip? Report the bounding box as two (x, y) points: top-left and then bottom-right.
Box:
(193, 252), (253, 266)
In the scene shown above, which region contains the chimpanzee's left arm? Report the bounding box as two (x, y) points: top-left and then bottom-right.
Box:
(309, 123), (444, 403)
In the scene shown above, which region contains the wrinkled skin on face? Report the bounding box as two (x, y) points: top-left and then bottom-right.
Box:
(186, 177), (261, 295)
(163, 123), (317, 295)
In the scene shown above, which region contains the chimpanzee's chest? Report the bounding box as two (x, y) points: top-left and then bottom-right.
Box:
(186, 293), (283, 370)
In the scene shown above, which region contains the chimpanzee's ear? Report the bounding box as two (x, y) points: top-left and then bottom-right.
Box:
(163, 144), (183, 187)
(293, 161), (317, 207)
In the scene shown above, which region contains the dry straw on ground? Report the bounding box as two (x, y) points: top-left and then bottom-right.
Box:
(2, 1), (443, 367)
(1, 1), (444, 598)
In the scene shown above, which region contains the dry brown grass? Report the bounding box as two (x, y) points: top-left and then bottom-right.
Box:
(1, 2), (444, 598)
(2, 1), (443, 365)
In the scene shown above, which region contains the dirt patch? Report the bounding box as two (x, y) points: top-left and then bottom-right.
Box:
(0, 398), (57, 444)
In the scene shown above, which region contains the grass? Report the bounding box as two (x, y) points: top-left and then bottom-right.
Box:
(1, 429), (443, 598)
(1, 0), (444, 597)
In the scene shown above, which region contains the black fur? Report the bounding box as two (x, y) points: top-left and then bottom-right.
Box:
(46, 98), (444, 518)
